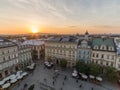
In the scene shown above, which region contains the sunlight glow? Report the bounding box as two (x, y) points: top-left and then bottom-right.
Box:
(32, 27), (38, 33)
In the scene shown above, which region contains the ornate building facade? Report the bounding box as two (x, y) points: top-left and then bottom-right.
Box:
(91, 38), (117, 68)
(45, 37), (78, 67)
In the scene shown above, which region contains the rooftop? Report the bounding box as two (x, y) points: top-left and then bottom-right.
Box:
(23, 39), (45, 46)
(0, 37), (17, 48)
(47, 36), (79, 43)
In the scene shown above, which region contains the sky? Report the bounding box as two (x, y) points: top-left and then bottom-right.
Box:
(0, 0), (120, 34)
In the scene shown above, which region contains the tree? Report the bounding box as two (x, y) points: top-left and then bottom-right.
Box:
(76, 60), (88, 74)
(104, 66), (118, 82)
(60, 59), (67, 68)
(28, 84), (34, 90)
(89, 63), (102, 76)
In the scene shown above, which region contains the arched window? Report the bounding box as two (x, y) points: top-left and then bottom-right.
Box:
(100, 45), (106, 50)
(108, 46), (114, 51)
(94, 45), (99, 49)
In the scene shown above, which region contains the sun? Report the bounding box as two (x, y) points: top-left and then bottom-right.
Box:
(32, 27), (38, 33)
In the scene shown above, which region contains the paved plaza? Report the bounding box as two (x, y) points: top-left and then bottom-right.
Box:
(12, 63), (120, 90)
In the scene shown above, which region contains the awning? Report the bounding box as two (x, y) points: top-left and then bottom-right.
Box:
(96, 77), (102, 82)
(10, 79), (17, 83)
(0, 80), (5, 85)
(2, 83), (10, 89)
(89, 75), (95, 79)
(82, 74), (88, 79)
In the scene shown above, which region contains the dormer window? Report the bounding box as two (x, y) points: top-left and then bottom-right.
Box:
(100, 45), (106, 50)
(108, 46), (114, 51)
(94, 45), (99, 49)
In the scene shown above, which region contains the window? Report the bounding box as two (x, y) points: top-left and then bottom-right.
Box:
(111, 63), (113, 67)
(96, 53), (99, 58)
(94, 45), (99, 49)
(119, 58), (120, 62)
(100, 61), (103, 65)
(100, 45), (106, 50)
(108, 47), (114, 51)
(111, 56), (114, 60)
(107, 55), (109, 59)
(101, 54), (104, 58)
(92, 53), (95, 57)
(106, 62), (109, 66)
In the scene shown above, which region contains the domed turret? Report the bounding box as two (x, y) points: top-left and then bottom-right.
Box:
(85, 30), (89, 40)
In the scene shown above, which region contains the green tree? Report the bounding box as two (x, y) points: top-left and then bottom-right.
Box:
(76, 60), (88, 74)
(89, 63), (102, 76)
(60, 59), (67, 68)
(105, 66), (118, 82)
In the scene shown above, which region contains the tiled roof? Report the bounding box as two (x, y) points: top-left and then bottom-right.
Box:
(92, 38), (114, 47)
(0, 37), (17, 48)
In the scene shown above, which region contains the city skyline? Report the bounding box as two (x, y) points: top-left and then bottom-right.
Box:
(0, 0), (120, 34)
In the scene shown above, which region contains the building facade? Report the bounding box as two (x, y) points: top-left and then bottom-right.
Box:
(18, 44), (32, 69)
(91, 38), (117, 68)
(77, 31), (92, 63)
(0, 38), (19, 79)
(23, 39), (45, 61)
(77, 39), (91, 63)
(45, 37), (78, 67)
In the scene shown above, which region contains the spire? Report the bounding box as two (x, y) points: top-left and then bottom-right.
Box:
(85, 30), (89, 35)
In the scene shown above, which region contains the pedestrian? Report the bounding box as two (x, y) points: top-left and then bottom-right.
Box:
(60, 87), (63, 90)
(76, 79), (78, 83)
(52, 81), (54, 85)
(62, 82), (64, 85)
(64, 75), (67, 80)
(79, 83), (82, 88)
(18, 82), (20, 87)
(91, 87), (93, 90)
(44, 78), (46, 82)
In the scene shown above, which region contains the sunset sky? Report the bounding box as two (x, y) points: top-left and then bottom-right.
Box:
(0, 0), (120, 34)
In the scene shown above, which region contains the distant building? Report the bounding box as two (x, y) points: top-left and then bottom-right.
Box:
(45, 36), (79, 67)
(23, 39), (45, 61)
(91, 37), (117, 68)
(114, 38), (120, 71)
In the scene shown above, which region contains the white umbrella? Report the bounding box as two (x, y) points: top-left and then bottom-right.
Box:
(89, 75), (95, 79)
(82, 74), (88, 79)
(2, 83), (10, 89)
(96, 77), (102, 82)
(9, 74), (16, 80)
(72, 73), (77, 77)
(10, 79), (17, 83)
(3, 76), (10, 82)
(0, 80), (5, 85)
(22, 72), (28, 76)
(17, 71), (22, 74)
(17, 75), (23, 80)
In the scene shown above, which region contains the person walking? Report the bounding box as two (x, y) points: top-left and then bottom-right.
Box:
(52, 81), (54, 85)
(76, 79), (78, 83)
(62, 82), (64, 85)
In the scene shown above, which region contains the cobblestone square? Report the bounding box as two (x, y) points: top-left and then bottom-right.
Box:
(12, 63), (120, 90)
